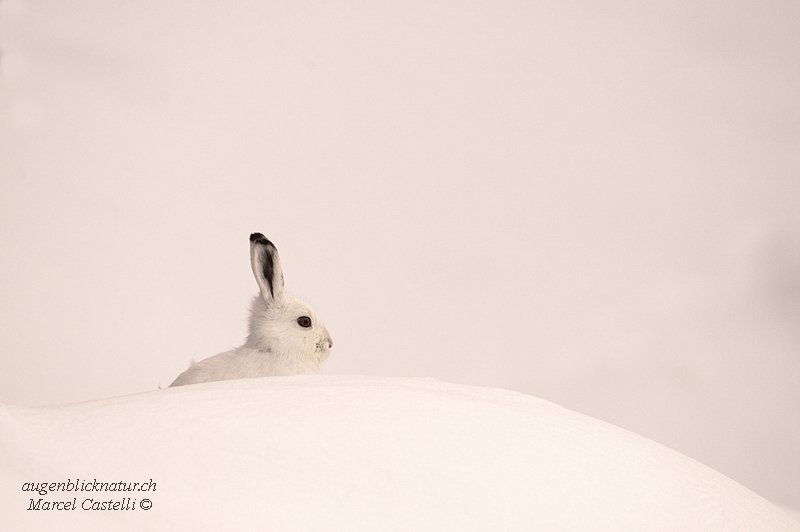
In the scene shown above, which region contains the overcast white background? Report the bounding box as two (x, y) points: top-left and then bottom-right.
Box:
(1, 0), (798, 509)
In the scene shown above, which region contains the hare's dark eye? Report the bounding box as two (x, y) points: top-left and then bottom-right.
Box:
(297, 316), (312, 328)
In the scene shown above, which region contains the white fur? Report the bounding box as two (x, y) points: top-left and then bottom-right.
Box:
(170, 234), (332, 387)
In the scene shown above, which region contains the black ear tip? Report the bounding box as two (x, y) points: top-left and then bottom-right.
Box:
(249, 232), (270, 245)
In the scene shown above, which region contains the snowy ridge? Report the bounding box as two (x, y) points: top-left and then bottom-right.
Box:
(2, 375), (798, 531)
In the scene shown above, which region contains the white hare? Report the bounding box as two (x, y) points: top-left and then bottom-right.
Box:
(170, 233), (333, 387)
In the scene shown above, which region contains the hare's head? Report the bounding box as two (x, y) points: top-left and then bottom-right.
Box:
(244, 233), (332, 368)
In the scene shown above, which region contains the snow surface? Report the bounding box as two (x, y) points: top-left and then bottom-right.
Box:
(2, 376), (797, 531)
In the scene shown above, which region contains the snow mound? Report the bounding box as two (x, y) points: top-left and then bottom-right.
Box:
(2, 376), (797, 531)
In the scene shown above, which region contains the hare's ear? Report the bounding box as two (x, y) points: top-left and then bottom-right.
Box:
(249, 233), (285, 304)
